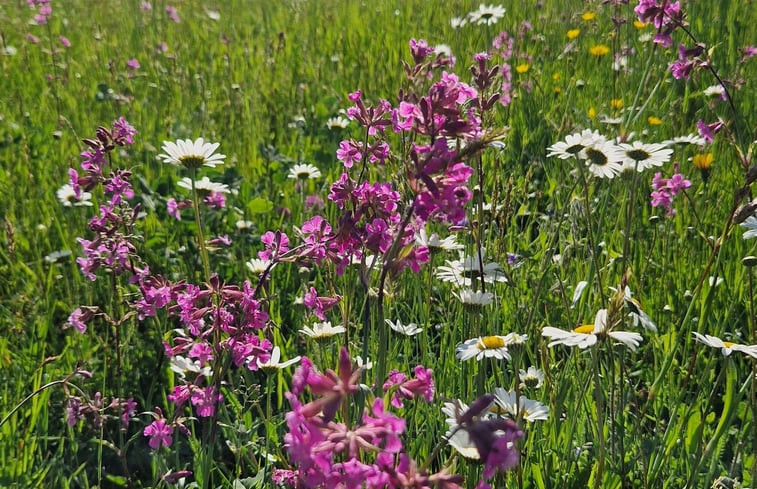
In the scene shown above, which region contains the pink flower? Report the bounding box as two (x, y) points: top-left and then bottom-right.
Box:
(144, 418), (173, 449)
(126, 58), (140, 70)
(165, 5), (180, 23)
(57, 36), (71, 48)
(191, 385), (223, 417)
(140, 1), (152, 10)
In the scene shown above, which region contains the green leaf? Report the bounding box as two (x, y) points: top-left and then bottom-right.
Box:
(247, 197), (274, 214)
(685, 410), (702, 455)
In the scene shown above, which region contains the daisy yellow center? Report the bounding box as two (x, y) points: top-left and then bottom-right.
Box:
(296, 171), (311, 179)
(490, 405), (508, 415)
(722, 341), (735, 348)
(478, 336), (505, 350)
(627, 149), (651, 161)
(179, 155), (206, 169)
(585, 148), (608, 166)
(573, 324), (595, 334)
(524, 376), (540, 388)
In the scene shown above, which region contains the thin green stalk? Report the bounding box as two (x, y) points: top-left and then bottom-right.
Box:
(591, 347), (606, 489)
(190, 168), (212, 283)
(748, 268), (757, 487)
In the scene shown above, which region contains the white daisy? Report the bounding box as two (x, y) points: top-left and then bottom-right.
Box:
(415, 229), (464, 252)
(618, 286), (657, 332)
(169, 355), (213, 379)
(740, 215), (757, 239)
(246, 258), (271, 274)
(287, 163), (322, 180)
(44, 249), (72, 263)
(492, 388), (549, 422)
(618, 141), (673, 172)
(159, 137), (226, 168)
(177, 176), (230, 194)
(354, 355), (373, 370)
(662, 133), (707, 147)
(434, 44), (453, 58)
(579, 140), (624, 179)
(450, 16), (468, 29)
(385, 319), (423, 336)
(547, 129), (606, 160)
(57, 184), (93, 207)
(235, 220), (254, 230)
(519, 366), (545, 389)
(299, 321), (346, 340)
(468, 4), (506, 25)
(456, 335), (512, 361)
(257, 346), (301, 371)
(326, 116), (350, 129)
(455, 289), (495, 307)
(693, 332), (757, 358)
(703, 84), (725, 97)
(436, 249), (508, 287)
(442, 400), (482, 459)
(542, 309), (643, 350)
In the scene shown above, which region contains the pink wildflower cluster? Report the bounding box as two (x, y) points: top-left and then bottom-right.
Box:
(634, 0), (684, 48)
(696, 118), (725, 143)
(650, 169), (691, 216)
(29, 0), (52, 25)
(281, 349), (520, 488)
(65, 391), (137, 431)
(669, 43), (709, 81)
(68, 118), (139, 281)
(282, 348), (457, 488)
(143, 407), (190, 450)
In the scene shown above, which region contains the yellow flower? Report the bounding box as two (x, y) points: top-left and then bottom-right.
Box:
(610, 98), (623, 110)
(582, 12), (596, 21)
(647, 116), (662, 125)
(516, 63), (530, 74)
(552, 72), (561, 81)
(554, 86), (562, 94)
(588, 107), (597, 119)
(692, 153), (713, 170)
(589, 44), (610, 56)
(633, 20), (647, 29)
(567, 29), (580, 40)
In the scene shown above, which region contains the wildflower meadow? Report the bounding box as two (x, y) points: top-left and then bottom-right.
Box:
(2, 1), (757, 488)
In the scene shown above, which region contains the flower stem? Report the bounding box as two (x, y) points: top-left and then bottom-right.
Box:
(591, 347), (606, 489)
(190, 168), (212, 283)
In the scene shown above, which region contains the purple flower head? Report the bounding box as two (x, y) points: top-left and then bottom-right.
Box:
(144, 417), (173, 449)
(165, 5), (180, 23)
(696, 119), (724, 143)
(58, 36), (71, 48)
(190, 385), (224, 417)
(259, 230), (290, 261)
(409, 38), (435, 64)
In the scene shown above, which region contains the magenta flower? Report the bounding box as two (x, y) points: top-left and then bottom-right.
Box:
(190, 385), (224, 417)
(304, 287), (341, 321)
(144, 418), (173, 449)
(165, 5), (180, 23)
(57, 36), (71, 48)
(259, 230), (290, 261)
(697, 119), (724, 143)
(126, 58), (140, 70)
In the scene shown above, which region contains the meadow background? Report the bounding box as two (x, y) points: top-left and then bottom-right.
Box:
(1, 0), (756, 488)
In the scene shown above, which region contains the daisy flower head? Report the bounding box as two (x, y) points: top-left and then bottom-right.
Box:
(617, 286), (658, 332)
(519, 366), (544, 389)
(287, 163), (322, 180)
(547, 129), (606, 160)
(257, 346), (301, 372)
(456, 336), (512, 362)
(385, 319), (423, 336)
(326, 116), (350, 129)
(442, 400), (483, 459)
(436, 248), (508, 288)
(741, 215), (757, 239)
(542, 309), (643, 350)
(468, 4), (506, 26)
(57, 184), (93, 207)
(159, 138), (225, 169)
(492, 388), (549, 422)
(177, 176), (230, 194)
(454, 288), (495, 308)
(415, 228), (464, 252)
(299, 321), (346, 341)
(618, 141), (673, 172)
(693, 332), (757, 358)
(662, 133), (707, 148)
(578, 139), (624, 179)
(246, 258), (270, 275)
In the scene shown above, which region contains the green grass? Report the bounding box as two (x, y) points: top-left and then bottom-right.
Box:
(1, 0), (756, 488)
